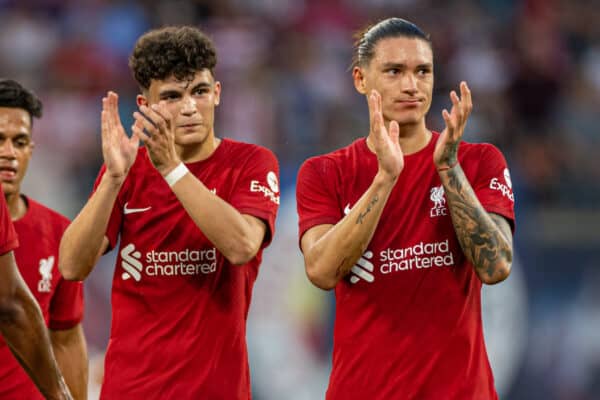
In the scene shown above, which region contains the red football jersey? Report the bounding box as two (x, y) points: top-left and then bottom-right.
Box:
(95, 139), (280, 399)
(0, 192), (17, 255)
(0, 197), (84, 400)
(297, 132), (515, 400)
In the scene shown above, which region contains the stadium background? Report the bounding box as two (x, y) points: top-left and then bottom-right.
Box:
(1, 0), (598, 398)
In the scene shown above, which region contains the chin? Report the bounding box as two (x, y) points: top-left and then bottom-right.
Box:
(175, 133), (208, 146)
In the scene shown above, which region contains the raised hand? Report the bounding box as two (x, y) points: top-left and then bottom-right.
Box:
(132, 102), (181, 176)
(368, 90), (404, 181)
(101, 92), (140, 182)
(434, 81), (472, 169)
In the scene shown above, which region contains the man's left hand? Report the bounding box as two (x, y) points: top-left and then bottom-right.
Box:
(433, 81), (472, 170)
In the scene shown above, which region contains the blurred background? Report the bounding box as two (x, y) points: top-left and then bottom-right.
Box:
(1, 0), (599, 398)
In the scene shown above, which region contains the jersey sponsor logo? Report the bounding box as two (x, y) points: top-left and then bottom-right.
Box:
(380, 240), (455, 274)
(250, 172), (280, 205)
(123, 202), (152, 215)
(349, 251), (375, 284)
(430, 185), (448, 217)
(344, 203), (375, 284)
(489, 168), (514, 202)
(504, 168), (512, 189)
(120, 243), (217, 281)
(267, 171), (279, 193)
(120, 243), (143, 281)
(37, 256), (54, 292)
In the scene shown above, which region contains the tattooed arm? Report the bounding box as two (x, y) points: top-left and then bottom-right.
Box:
(434, 82), (512, 284)
(439, 165), (513, 283)
(300, 91), (403, 290)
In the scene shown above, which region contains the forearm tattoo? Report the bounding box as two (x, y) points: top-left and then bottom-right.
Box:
(441, 165), (512, 282)
(356, 194), (379, 225)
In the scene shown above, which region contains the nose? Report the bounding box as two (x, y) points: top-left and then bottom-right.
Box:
(0, 140), (16, 159)
(180, 95), (197, 116)
(401, 73), (418, 95)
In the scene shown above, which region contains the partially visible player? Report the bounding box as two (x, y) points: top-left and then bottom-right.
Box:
(59, 26), (280, 398)
(0, 79), (87, 399)
(297, 18), (515, 399)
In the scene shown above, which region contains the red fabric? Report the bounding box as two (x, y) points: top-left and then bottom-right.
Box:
(296, 132), (514, 400)
(0, 197), (84, 399)
(95, 139), (279, 400)
(0, 193), (18, 255)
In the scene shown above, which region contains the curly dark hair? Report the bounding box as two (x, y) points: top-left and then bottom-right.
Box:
(0, 79), (43, 122)
(129, 26), (218, 90)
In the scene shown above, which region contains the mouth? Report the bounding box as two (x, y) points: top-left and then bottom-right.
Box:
(0, 166), (17, 181)
(177, 123), (202, 129)
(394, 99), (422, 106)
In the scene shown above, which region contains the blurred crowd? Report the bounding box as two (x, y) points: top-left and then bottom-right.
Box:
(0, 0), (598, 399)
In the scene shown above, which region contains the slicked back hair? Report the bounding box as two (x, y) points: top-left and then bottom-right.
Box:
(351, 18), (432, 69)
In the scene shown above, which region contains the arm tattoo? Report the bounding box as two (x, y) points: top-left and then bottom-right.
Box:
(356, 194), (379, 225)
(442, 165), (512, 283)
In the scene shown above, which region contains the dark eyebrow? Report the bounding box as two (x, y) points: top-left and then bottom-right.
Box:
(381, 62), (433, 70)
(158, 89), (182, 98)
(0, 133), (30, 140)
(191, 82), (211, 91)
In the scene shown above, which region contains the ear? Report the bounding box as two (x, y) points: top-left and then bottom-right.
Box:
(213, 81), (221, 106)
(352, 66), (367, 95)
(136, 94), (148, 107)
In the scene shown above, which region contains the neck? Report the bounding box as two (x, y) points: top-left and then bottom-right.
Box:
(367, 119), (431, 155)
(176, 134), (221, 163)
(6, 192), (27, 221)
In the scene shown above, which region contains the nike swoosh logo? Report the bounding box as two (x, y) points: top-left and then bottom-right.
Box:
(344, 203), (351, 215)
(123, 202), (151, 215)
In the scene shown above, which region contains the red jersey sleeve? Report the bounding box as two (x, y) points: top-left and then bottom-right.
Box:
(48, 279), (84, 330)
(229, 146), (280, 248)
(92, 164), (123, 251)
(471, 144), (516, 230)
(0, 194), (18, 255)
(296, 157), (341, 243)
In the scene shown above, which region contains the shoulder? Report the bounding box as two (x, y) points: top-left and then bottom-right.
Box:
(221, 139), (278, 164)
(298, 139), (362, 178)
(459, 140), (507, 163)
(25, 197), (70, 229)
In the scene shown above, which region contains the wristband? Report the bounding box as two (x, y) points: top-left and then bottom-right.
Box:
(437, 160), (458, 172)
(164, 162), (189, 187)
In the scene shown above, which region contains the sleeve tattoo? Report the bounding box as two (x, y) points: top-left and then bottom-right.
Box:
(441, 165), (513, 283)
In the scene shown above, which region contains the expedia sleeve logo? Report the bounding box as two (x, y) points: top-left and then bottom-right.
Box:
(249, 171), (280, 205)
(489, 168), (514, 202)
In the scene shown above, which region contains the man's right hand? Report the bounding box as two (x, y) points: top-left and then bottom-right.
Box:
(368, 90), (404, 182)
(101, 92), (139, 184)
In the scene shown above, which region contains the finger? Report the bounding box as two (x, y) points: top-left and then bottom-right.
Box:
(129, 127), (141, 149)
(375, 90), (382, 114)
(442, 109), (453, 131)
(133, 111), (158, 138)
(103, 97), (116, 141)
(101, 108), (109, 144)
(108, 91), (124, 129)
(153, 101), (173, 129)
(131, 118), (147, 138)
(132, 121), (151, 146)
(369, 91), (381, 137)
(139, 105), (168, 134)
(389, 120), (400, 145)
(460, 81), (472, 117)
(449, 90), (463, 127)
